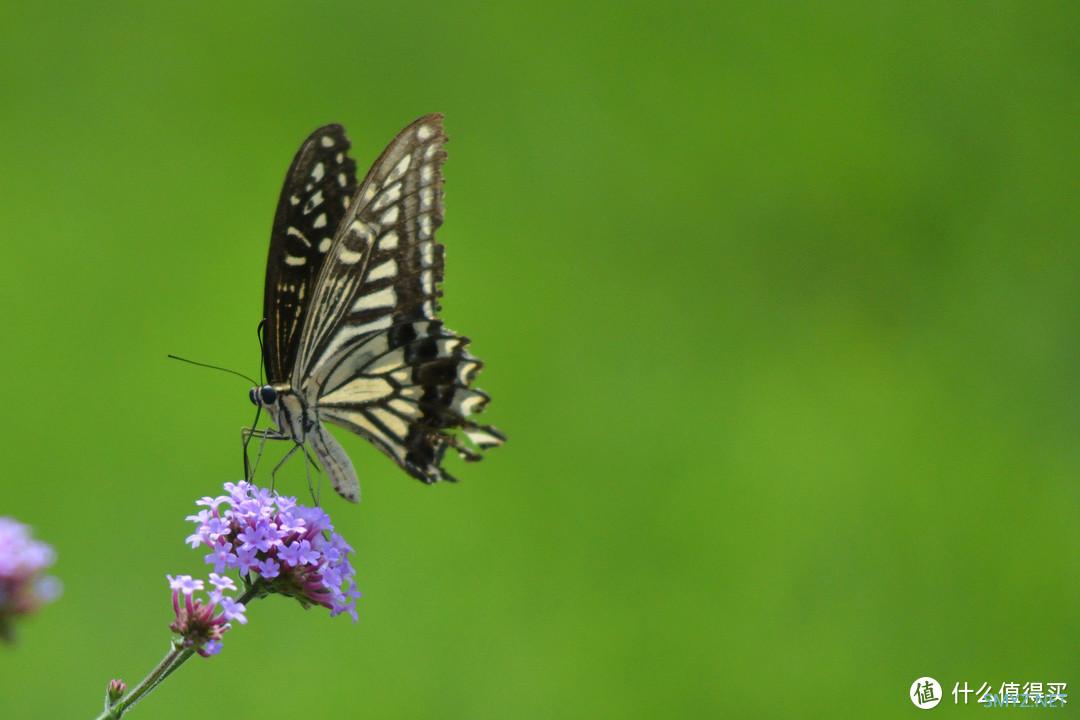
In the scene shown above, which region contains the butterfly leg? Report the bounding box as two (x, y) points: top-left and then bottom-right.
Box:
(306, 446), (323, 495)
(243, 427), (270, 481)
(268, 442), (304, 491)
(253, 432), (271, 483)
(302, 445), (320, 505)
(242, 426), (287, 482)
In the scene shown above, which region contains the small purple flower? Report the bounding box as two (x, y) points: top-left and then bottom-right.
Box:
(237, 522), (277, 553)
(167, 575), (204, 595)
(186, 510), (210, 525)
(234, 546), (259, 575)
(298, 541), (321, 566)
(195, 494), (230, 510)
(0, 518), (61, 641)
(277, 514), (306, 535)
(208, 573), (236, 593)
(256, 558), (280, 579)
(279, 540), (316, 567)
(204, 543), (237, 574)
(204, 516), (231, 541)
(218, 597), (247, 624)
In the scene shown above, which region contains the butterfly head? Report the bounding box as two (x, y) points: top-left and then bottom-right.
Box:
(249, 384), (279, 407)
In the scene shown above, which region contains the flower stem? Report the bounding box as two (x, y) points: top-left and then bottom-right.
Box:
(94, 584), (262, 719)
(94, 644), (186, 719)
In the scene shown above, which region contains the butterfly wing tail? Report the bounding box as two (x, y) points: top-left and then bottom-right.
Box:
(309, 425), (360, 502)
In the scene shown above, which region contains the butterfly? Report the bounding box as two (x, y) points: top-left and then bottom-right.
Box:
(244, 114), (504, 502)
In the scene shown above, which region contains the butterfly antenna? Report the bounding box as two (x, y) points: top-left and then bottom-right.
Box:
(167, 355), (258, 386)
(256, 319), (267, 385)
(241, 321), (271, 481)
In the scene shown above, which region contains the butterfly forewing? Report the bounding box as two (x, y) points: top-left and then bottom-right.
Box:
(294, 115), (447, 380)
(263, 124), (357, 383)
(292, 114), (504, 484)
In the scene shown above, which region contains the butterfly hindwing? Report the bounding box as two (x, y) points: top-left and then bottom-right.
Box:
(312, 319), (504, 483)
(264, 124), (357, 383)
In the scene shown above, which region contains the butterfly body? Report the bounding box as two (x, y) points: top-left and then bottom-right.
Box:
(250, 115), (504, 502)
(251, 384), (313, 442)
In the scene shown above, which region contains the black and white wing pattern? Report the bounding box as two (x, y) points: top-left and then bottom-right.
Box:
(296, 114), (504, 489)
(263, 125), (357, 383)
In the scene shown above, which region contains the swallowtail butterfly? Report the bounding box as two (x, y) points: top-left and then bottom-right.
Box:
(246, 115), (504, 502)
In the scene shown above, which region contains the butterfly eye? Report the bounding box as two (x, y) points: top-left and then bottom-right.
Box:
(248, 388), (258, 405)
(260, 386), (278, 405)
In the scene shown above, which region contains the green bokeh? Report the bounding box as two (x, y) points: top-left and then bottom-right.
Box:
(2, 2), (1078, 717)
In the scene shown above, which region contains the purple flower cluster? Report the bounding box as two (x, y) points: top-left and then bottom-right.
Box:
(167, 573), (246, 656)
(185, 481), (359, 620)
(0, 517), (60, 641)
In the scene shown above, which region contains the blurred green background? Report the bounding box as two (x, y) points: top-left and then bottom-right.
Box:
(1, 1), (1078, 717)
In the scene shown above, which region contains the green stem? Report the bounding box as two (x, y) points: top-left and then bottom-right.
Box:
(94, 584), (262, 719)
(95, 644), (186, 720)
